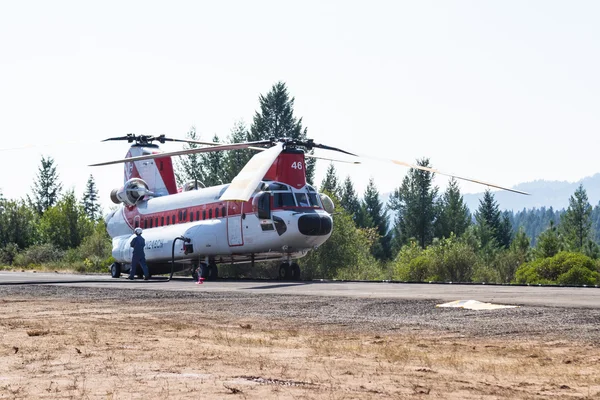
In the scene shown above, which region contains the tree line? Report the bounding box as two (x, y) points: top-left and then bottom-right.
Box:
(2, 81), (600, 285)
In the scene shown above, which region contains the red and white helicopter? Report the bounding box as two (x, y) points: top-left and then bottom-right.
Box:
(92, 134), (527, 281)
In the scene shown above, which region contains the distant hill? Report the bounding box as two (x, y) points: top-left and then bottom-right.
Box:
(463, 173), (600, 212)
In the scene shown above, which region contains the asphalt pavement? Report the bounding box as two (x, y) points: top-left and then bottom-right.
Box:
(1, 271), (599, 308)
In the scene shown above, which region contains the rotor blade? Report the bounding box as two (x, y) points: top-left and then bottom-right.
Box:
(102, 135), (132, 142)
(89, 140), (273, 166)
(305, 153), (361, 164)
(182, 140), (361, 164)
(219, 143), (285, 202)
(311, 142), (358, 157)
(361, 155), (529, 195)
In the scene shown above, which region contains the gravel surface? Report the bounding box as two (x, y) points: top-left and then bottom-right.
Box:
(2, 284), (600, 342)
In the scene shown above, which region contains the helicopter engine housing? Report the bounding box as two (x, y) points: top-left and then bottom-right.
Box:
(110, 178), (150, 206)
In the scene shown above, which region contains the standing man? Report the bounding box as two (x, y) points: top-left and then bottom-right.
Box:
(129, 227), (149, 280)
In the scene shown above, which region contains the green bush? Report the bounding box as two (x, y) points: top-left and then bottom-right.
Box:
(0, 243), (19, 266)
(514, 251), (598, 285)
(13, 243), (64, 267)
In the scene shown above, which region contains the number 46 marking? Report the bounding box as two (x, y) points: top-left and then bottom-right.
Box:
(291, 161), (303, 170)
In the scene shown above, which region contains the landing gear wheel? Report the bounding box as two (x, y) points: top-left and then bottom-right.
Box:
(290, 263), (301, 281)
(278, 263), (291, 280)
(110, 263), (121, 278)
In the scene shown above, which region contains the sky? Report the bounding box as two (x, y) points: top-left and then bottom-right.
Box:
(1, 1), (599, 211)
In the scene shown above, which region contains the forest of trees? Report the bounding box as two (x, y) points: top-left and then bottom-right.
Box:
(2, 82), (600, 286)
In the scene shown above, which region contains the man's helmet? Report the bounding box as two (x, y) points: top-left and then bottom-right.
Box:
(134, 227), (142, 235)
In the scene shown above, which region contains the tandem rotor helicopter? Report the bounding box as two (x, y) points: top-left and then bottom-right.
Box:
(91, 134), (527, 281)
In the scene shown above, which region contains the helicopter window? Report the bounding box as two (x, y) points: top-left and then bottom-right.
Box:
(295, 193), (311, 207)
(161, 216), (164, 226)
(273, 192), (296, 207)
(222, 206), (226, 217)
(203, 210), (206, 220)
(190, 211), (194, 222)
(155, 218), (158, 226)
(149, 218), (153, 228)
(172, 214), (176, 223)
(196, 211), (200, 220)
(308, 193), (321, 207)
(306, 185), (316, 192)
(267, 182), (290, 191)
(215, 208), (219, 218)
(134, 219), (139, 228)
(209, 209), (213, 219)
(179, 210), (183, 221)
(144, 219), (148, 229)
(183, 209), (187, 221)
(166, 216), (170, 225)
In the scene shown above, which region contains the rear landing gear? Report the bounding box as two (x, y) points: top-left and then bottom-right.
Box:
(110, 263), (121, 278)
(279, 262), (301, 281)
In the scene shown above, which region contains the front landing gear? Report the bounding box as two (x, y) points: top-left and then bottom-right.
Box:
(278, 262), (301, 281)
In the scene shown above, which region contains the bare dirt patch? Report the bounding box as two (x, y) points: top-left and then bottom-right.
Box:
(0, 285), (599, 399)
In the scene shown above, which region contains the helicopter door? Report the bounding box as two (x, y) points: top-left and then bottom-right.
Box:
(227, 201), (243, 246)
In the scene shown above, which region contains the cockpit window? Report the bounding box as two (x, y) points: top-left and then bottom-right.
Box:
(306, 185), (316, 192)
(273, 192), (296, 207)
(295, 193), (319, 208)
(265, 182), (290, 191)
(308, 193), (321, 207)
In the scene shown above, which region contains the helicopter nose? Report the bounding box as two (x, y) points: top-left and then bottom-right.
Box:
(297, 214), (332, 236)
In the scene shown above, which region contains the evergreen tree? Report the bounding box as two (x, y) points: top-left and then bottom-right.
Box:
(30, 156), (62, 214)
(201, 134), (225, 187)
(175, 127), (205, 187)
(223, 120), (253, 183)
(474, 190), (511, 248)
(360, 178), (391, 260)
(320, 163), (341, 200)
(434, 178), (470, 239)
(560, 184), (592, 251)
(82, 174), (101, 221)
(498, 212), (513, 248)
(388, 158), (438, 249)
(250, 81), (315, 184)
(340, 176), (361, 219)
(534, 220), (562, 258)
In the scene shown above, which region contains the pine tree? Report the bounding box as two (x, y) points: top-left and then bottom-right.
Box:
(535, 220), (562, 258)
(320, 163), (341, 200)
(498, 212), (513, 248)
(340, 176), (361, 219)
(223, 120), (253, 183)
(30, 156), (62, 215)
(360, 178), (391, 260)
(82, 174), (101, 221)
(250, 81), (315, 184)
(474, 190), (511, 248)
(175, 127), (205, 187)
(560, 184), (592, 251)
(388, 158), (438, 249)
(434, 178), (470, 239)
(202, 134), (225, 187)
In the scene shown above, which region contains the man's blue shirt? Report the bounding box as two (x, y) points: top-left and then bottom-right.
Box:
(130, 236), (146, 259)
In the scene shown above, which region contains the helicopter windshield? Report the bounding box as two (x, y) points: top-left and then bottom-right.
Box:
(273, 192), (296, 207)
(295, 192), (320, 208)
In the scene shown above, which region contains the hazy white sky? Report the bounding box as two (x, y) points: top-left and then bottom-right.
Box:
(1, 1), (599, 210)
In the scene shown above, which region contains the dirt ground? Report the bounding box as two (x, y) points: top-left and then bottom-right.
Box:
(1, 286), (600, 399)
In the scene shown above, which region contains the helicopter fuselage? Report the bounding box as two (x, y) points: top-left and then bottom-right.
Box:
(105, 181), (333, 273)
